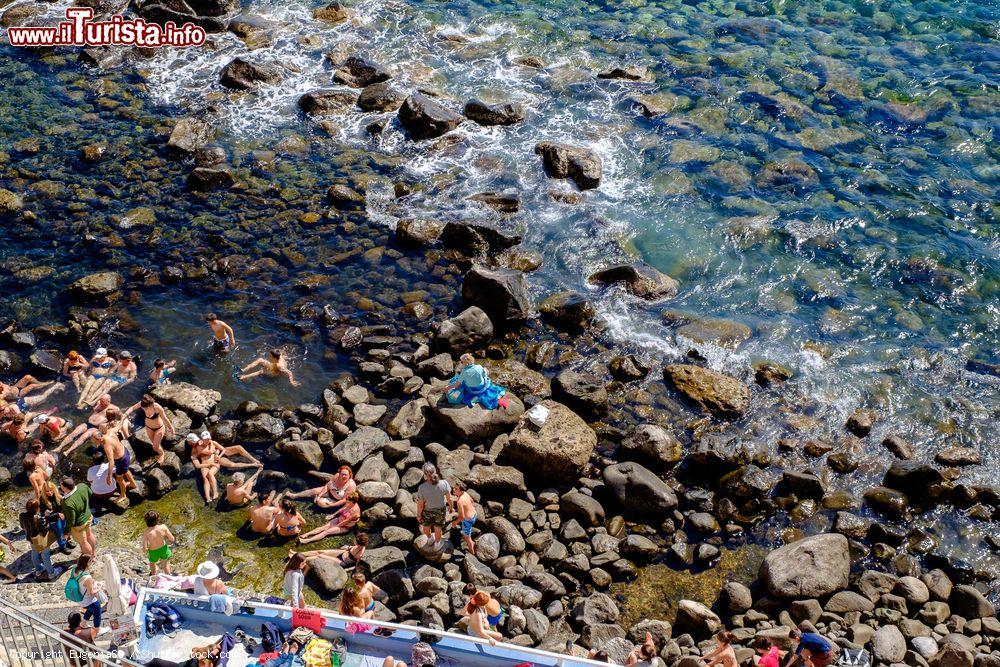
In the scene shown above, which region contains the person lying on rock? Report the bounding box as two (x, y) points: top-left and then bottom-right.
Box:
(293, 532), (367, 569)
(297, 492), (360, 543)
(626, 632), (658, 666)
(437, 353), (508, 410)
(1, 373), (63, 410)
(287, 465), (355, 509)
(56, 393), (115, 456)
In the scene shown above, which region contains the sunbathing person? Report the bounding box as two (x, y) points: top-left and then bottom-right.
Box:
(1, 375), (63, 412)
(77, 348), (113, 402)
(61, 351), (89, 391)
(293, 532), (368, 569)
(191, 436), (222, 502)
(56, 394), (114, 456)
(34, 414), (72, 444)
(79, 351), (137, 408)
(194, 431), (262, 469)
(297, 491), (360, 544)
(286, 465), (355, 509)
(437, 353), (508, 409)
(238, 349), (300, 387)
(226, 470), (262, 507)
(248, 491), (283, 534)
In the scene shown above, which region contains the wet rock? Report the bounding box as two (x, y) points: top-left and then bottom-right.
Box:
(609, 355), (648, 382)
(145, 468), (173, 498)
(619, 424), (681, 468)
(312, 1), (349, 23)
(357, 82), (405, 112)
(871, 102), (927, 129)
(219, 58), (281, 90)
(29, 350), (63, 374)
(753, 361), (792, 387)
(81, 143), (107, 163)
(863, 486), (907, 519)
(627, 93), (677, 117)
(278, 439), (324, 470)
(66, 271), (123, 300)
(461, 267), (530, 328)
(560, 490), (605, 527)
(463, 99), (525, 126)
(330, 426), (390, 467)
(663, 364), (750, 420)
(754, 158), (818, 191)
(779, 471), (825, 500)
(167, 117), (215, 156)
(150, 381), (221, 420)
(845, 408), (877, 437)
(589, 263), (679, 300)
(934, 447), (981, 466)
(327, 184), (365, 209)
(187, 167), (235, 191)
(603, 462), (678, 514)
(534, 142), (602, 190)
(552, 370), (608, 420)
(2, 3), (45, 27)
(673, 600), (721, 640)
(228, 15), (277, 50)
(308, 559), (348, 595)
(298, 89), (358, 115)
(466, 192), (520, 214)
(500, 400), (597, 483)
(663, 312), (751, 350)
(430, 393), (524, 441)
(240, 413), (284, 441)
(759, 533), (849, 598)
(597, 66), (651, 81)
(398, 93), (464, 140)
(396, 219), (444, 246)
(440, 220), (521, 256)
(0, 188), (24, 215)
(334, 56), (391, 88)
(435, 306), (493, 353)
(882, 462), (944, 498)
(538, 291), (595, 331)
(882, 435), (915, 460)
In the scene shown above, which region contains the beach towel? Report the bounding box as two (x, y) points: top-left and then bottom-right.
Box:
(301, 638), (332, 667)
(446, 365), (507, 410)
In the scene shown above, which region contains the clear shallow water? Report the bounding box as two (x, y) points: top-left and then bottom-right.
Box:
(0, 0), (998, 570)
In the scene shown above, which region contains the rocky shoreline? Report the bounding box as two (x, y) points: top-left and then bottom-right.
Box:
(2, 262), (1000, 665)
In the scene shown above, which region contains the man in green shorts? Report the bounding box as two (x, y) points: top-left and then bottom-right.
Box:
(141, 510), (176, 576)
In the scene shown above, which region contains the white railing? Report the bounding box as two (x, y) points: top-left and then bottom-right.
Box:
(135, 587), (621, 667)
(0, 595), (143, 667)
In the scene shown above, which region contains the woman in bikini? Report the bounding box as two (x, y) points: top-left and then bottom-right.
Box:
(273, 498), (305, 539)
(56, 395), (114, 456)
(287, 466), (355, 509)
(25, 453), (50, 501)
(79, 351), (136, 408)
(4, 413), (32, 445)
(293, 532), (368, 569)
(352, 570), (383, 617)
(34, 414), (72, 444)
(298, 491), (361, 544)
(77, 348), (113, 404)
(61, 351), (90, 392)
(464, 590), (504, 646)
(124, 394), (175, 465)
(191, 436), (222, 503)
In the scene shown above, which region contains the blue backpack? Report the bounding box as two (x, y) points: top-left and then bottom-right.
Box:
(146, 601), (182, 636)
(261, 622), (284, 653)
(64, 571), (85, 603)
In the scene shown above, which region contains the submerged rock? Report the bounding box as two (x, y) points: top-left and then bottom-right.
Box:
(597, 66), (651, 81)
(66, 271), (123, 300)
(663, 311), (751, 350)
(167, 117), (215, 156)
(463, 99), (525, 126)
(299, 89), (358, 115)
(398, 94), (464, 140)
(588, 263), (678, 301)
(333, 57), (392, 88)
(534, 142), (601, 190)
(0, 189), (24, 215)
(663, 364), (750, 420)
(357, 82), (405, 112)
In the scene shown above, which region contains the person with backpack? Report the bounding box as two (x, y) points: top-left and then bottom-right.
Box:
(60, 476), (96, 557)
(20, 498), (62, 580)
(67, 554), (107, 629)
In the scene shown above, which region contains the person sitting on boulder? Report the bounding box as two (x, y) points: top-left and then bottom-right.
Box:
(702, 631), (737, 667)
(626, 632), (658, 666)
(439, 354), (508, 410)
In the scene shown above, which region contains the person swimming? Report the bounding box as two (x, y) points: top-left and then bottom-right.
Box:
(206, 313), (236, 353)
(239, 349), (300, 387)
(149, 358), (176, 385)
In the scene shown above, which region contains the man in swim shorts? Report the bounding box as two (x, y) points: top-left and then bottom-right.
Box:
(141, 510), (176, 576)
(206, 313), (236, 352)
(449, 480), (477, 557)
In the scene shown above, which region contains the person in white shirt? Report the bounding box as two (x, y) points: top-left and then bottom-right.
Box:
(86, 450), (117, 502)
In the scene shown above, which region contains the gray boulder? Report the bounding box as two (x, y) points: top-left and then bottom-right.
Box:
(500, 400), (597, 483)
(150, 381), (221, 420)
(589, 263), (678, 300)
(603, 462), (678, 514)
(758, 533), (850, 598)
(463, 99), (524, 126)
(329, 426), (390, 467)
(619, 423), (682, 468)
(167, 117), (214, 155)
(308, 559), (348, 596)
(278, 439), (323, 470)
(430, 393), (524, 441)
(663, 364), (750, 420)
(435, 306), (493, 353)
(552, 370), (608, 420)
(534, 141), (602, 190)
(461, 267), (530, 328)
(66, 271), (123, 300)
(220, 57), (281, 90)
(673, 599), (721, 640)
(871, 625), (906, 663)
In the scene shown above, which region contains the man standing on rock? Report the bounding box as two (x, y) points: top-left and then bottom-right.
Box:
(449, 480), (477, 557)
(784, 629), (833, 667)
(60, 476), (96, 557)
(205, 313), (236, 353)
(416, 463), (452, 550)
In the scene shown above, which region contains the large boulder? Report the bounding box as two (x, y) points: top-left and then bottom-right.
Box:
(333, 56), (391, 88)
(278, 439), (324, 470)
(534, 142), (602, 190)
(500, 400), (597, 483)
(603, 462), (678, 514)
(440, 221), (521, 256)
(552, 370), (608, 420)
(386, 398), (431, 440)
(298, 89), (357, 115)
(461, 267), (530, 328)
(619, 423), (682, 468)
(398, 93), (464, 140)
(481, 359), (550, 398)
(239, 413), (285, 441)
(538, 291), (595, 331)
(758, 533), (850, 599)
(167, 117), (215, 156)
(66, 271), (123, 300)
(307, 559), (348, 596)
(435, 307), (493, 354)
(588, 263), (679, 300)
(219, 58), (281, 90)
(949, 584), (995, 619)
(360, 546), (407, 574)
(463, 99), (525, 126)
(329, 426), (390, 467)
(150, 381), (221, 420)
(430, 393), (524, 441)
(871, 625), (906, 664)
(0, 188), (24, 215)
(663, 364), (750, 420)
(673, 600), (721, 640)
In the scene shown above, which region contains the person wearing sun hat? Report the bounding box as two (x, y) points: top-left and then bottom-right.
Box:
(190, 433), (223, 503)
(77, 348), (114, 405)
(195, 430), (263, 470)
(194, 561), (228, 595)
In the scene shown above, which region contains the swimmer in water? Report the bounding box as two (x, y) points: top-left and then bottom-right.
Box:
(206, 313), (236, 353)
(239, 349), (300, 387)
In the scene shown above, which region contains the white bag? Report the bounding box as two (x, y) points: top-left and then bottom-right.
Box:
(526, 404), (549, 427)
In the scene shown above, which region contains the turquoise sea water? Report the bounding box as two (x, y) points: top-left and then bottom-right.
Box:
(1, 0), (998, 567)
